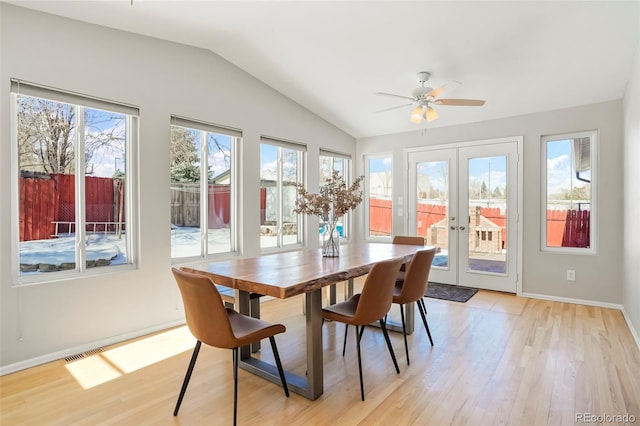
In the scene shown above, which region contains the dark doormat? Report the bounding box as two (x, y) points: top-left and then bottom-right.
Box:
(426, 282), (478, 303)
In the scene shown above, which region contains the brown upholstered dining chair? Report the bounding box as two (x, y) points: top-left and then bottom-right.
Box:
(392, 235), (425, 276)
(391, 247), (437, 365)
(322, 258), (403, 401)
(392, 235), (425, 246)
(171, 267), (289, 425)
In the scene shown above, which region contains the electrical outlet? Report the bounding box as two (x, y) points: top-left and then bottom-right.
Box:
(566, 269), (575, 281)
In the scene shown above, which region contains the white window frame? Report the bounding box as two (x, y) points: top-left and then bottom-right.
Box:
(319, 149), (353, 241)
(10, 79), (139, 286)
(540, 130), (597, 254)
(170, 116), (240, 261)
(364, 153), (393, 242)
(260, 136), (306, 252)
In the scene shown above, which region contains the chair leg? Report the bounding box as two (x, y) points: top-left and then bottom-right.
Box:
(342, 324), (349, 356)
(379, 318), (400, 374)
(418, 298), (434, 346)
(399, 304), (410, 365)
(269, 336), (290, 397)
(174, 340), (202, 416)
(233, 347), (239, 426)
(355, 325), (365, 401)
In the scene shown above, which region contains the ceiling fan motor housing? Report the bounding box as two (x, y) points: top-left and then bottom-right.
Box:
(412, 86), (433, 99)
(413, 71), (433, 99)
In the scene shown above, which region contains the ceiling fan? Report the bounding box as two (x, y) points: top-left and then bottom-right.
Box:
(374, 72), (486, 124)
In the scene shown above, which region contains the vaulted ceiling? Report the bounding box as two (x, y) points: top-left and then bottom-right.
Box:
(6, 1), (640, 138)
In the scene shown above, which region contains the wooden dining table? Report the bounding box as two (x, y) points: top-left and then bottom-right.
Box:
(182, 242), (424, 400)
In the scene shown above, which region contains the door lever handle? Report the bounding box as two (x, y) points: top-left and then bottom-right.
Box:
(450, 226), (456, 230)
(459, 226), (466, 230)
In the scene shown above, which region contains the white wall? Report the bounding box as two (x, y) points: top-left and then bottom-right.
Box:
(623, 30), (640, 341)
(356, 100), (624, 304)
(0, 4), (355, 371)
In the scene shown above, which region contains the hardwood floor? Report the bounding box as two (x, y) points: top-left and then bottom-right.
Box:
(2, 284), (639, 425)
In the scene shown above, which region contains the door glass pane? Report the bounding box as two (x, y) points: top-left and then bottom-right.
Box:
(84, 107), (128, 269)
(170, 127), (202, 258)
(467, 156), (507, 274)
(416, 160), (449, 268)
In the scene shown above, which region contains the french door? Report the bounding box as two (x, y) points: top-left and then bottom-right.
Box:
(407, 139), (520, 293)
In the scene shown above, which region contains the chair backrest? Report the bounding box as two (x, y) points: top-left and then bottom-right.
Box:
(353, 258), (403, 324)
(392, 235), (425, 246)
(395, 248), (437, 304)
(171, 267), (236, 348)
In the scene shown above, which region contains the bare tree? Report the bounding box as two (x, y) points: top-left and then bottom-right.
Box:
(17, 95), (126, 175)
(18, 96), (75, 174)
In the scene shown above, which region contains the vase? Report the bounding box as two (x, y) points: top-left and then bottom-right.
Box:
(321, 219), (340, 257)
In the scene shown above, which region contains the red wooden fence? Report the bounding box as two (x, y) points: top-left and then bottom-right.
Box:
(19, 177), (58, 241)
(371, 199), (588, 248)
(369, 198), (392, 236)
(208, 185), (231, 227)
(416, 204), (446, 236)
(19, 174), (125, 242)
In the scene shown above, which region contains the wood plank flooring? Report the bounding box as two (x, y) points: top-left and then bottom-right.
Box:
(1, 284), (639, 425)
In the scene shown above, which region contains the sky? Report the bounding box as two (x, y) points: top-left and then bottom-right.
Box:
(546, 139), (589, 195)
(468, 156), (507, 194)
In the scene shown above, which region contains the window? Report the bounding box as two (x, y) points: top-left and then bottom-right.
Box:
(542, 131), (596, 252)
(260, 137), (305, 249)
(319, 149), (353, 241)
(11, 80), (138, 282)
(365, 154), (393, 239)
(170, 117), (239, 259)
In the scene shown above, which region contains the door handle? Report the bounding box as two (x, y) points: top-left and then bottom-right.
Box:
(450, 226), (456, 230)
(459, 226), (466, 230)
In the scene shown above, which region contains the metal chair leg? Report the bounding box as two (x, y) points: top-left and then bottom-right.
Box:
(174, 340), (202, 416)
(233, 347), (239, 426)
(379, 318), (400, 374)
(342, 324), (349, 356)
(269, 336), (289, 397)
(399, 304), (410, 365)
(355, 325), (365, 401)
(418, 298), (434, 346)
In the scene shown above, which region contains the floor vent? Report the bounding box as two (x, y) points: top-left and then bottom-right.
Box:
(64, 347), (103, 363)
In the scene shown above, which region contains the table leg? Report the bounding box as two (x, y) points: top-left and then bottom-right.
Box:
(237, 288), (324, 400)
(305, 288), (324, 399)
(329, 284), (336, 305)
(237, 290), (252, 359)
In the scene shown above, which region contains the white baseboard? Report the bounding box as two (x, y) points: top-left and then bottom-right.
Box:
(0, 319), (186, 376)
(520, 292), (624, 310)
(521, 292), (640, 351)
(621, 306), (640, 352)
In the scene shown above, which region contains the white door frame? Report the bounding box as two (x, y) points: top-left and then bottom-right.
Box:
(404, 136), (523, 295)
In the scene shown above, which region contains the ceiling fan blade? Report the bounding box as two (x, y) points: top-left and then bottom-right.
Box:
(427, 80), (462, 99)
(434, 98), (486, 106)
(373, 103), (413, 113)
(373, 92), (415, 101)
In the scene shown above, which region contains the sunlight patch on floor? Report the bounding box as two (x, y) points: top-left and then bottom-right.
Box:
(64, 326), (195, 389)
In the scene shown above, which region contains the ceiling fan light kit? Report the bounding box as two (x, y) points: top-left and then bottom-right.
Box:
(374, 71), (486, 124)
